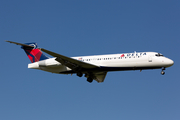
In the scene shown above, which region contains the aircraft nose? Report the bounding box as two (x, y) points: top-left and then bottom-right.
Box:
(169, 59), (174, 66)
(165, 58), (174, 67)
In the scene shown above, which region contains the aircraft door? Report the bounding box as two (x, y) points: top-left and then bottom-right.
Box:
(148, 56), (152, 62)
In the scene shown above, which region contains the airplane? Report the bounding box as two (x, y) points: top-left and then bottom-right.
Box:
(6, 41), (174, 83)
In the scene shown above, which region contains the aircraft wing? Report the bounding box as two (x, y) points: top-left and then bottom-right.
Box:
(6, 40), (107, 83)
(41, 48), (107, 83)
(5, 41), (34, 48)
(93, 72), (107, 83)
(41, 48), (99, 71)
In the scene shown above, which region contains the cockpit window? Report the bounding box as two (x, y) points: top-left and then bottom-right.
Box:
(155, 53), (164, 57)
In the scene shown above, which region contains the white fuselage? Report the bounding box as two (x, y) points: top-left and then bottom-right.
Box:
(28, 52), (174, 74)
(6, 40), (174, 83)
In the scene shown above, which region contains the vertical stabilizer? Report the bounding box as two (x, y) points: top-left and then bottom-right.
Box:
(21, 43), (49, 63)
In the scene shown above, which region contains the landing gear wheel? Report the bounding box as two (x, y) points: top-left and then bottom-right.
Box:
(161, 67), (165, 75)
(87, 77), (93, 83)
(77, 72), (83, 77)
(161, 71), (165, 75)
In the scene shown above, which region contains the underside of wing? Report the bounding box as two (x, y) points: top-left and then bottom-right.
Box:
(93, 72), (107, 83)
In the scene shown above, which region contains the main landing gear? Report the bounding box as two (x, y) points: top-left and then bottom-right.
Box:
(161, 67), (165, 75)
(77, 72), (83, 77)
(87, 77), (93, 83)
(85, 73), (93, 83)
(76, 72), (94, 83)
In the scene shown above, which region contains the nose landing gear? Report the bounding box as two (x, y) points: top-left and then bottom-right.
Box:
(161, 67), (165, 75)
(161, 71), (165, 75)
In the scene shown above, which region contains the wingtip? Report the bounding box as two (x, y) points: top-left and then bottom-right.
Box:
(5, 40), (35, 48)
(5, 40), (20, 45)
(5, 40), (15, 44)
(5, 40), (10, 42)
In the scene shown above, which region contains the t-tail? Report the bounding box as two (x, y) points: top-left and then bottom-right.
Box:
(6, 41), (49, 63)
(22, 43), (49, 63)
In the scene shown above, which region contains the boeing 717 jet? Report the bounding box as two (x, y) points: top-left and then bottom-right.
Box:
(6, 41), (174, 83)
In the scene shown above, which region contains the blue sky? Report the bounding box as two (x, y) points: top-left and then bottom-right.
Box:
(1, 0), (180, 120)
